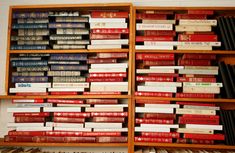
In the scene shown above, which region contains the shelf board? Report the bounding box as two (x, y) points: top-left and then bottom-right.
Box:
(134, 96), (235, 103)
(135, 50), (235, 54)
(134, 142), (235, 150)
(0, 139), (128, 147)
(9, 49), (129, 54)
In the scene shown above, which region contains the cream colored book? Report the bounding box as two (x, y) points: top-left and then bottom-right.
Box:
(184, 66), (219, 70)
(90, 63), (128, 69)
(136, 107), (174, 113)
(89, 18), (126, 23)
(183, 105), (220, 110)
(179, 20), (217, 26)
(85, 122), (123, 128)
(175, 25), (211, 32)
(85, 107), (123, 112)
(145, 82), (182, 87)
(176, 108), (216, 115)
(142, 19), (176, 24)
(87, 44), (122, 49)
(52, 82), (89, 88)
(183, 82), (223, 87)
(138, 85), (177, 93)
(177, 128), (214, 134)
(89, 68), (126, 73)
(140, 123), (179, 129)
(135, 127), (170, 132)
(179, 69), (218, 75)
(183, 86), (220, 94)
(177, 45), (212, 50)
(91, 39), (129, 45)
(136, 23), (173, 30)
(137, 69), (175, 74)
(185, 124), (223, 130)
(135, 45), (173, 50)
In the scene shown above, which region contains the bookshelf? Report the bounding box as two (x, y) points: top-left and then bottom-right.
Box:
(0, 3), (235, 153)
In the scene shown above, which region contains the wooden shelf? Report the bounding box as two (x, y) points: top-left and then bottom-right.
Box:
(134, 142), (235, 150)
(135, 50), (235, 54)
(9, 49), (130, 54)
(134, 96), (235, 103)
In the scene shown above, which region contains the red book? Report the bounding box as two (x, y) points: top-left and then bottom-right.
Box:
(90, 33), (121, 40)
(65, 137), (96, 143)
(13, 112), (50, 117)
(177, 77), (216, 83)
(177, 138), (214, 144)
(83, 92), (121, 95)
(144, 113), (176, 119)
(54, 117), (85, 123)
(92, 117), (125, 123)
(45, 131), (83, 137)
(176, 93), (215, 98)
(141, 132), (180, 138)
(136, 36), (173, 42)
(182, 114), (219, 119)
(178, 59), (211, 66)
(188, 10), (214, 15)
(47, 99), (83, 104)
(135, 92), (173, 97)
(8, 130), (45, 136)
(87, 58), (117, 64)
(182, 54), (216, 60)
(175, 14), (207, 19)
(176, 101), (215, 106)
(135, 118), (173, 124)
(144, 10), (174, 15)
(136, 76), (174, 82)
(15, 117), (45, 123)
(16, 92), (48, 96)
(184, 134), (225, 140)
(82, 132), (121, 137)
(91, 112), (128, 117)
(144, 30), (176, 36)
(91, 11), (129, 18)
(136, 13), (167, 20)
(4, 135), (33, 142)
(91, 28), (129, 34)
(136, 99), (170, 104)
(53, 112), (91, 118)
(12, 99), (44, 103)
(95, 53), (128, 58)
(143, 60), (175, 66)
(89, 72), (127, 78)
(183, 74), (215, 78)
(50, 92), (77, 95)
(33, 136), (64, 143)
(148, 73), (179, 77)
(136, 53), (174, 60)
(135, 137), (172, 143)
(179, 117), (219, 125)
(86, 77), (123, 82)
(178, 34), (218, 42)
(96, 136), (127, 142)
(86, 99), (118, 104)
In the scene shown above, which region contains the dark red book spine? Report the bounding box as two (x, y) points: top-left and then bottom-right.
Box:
(90, 33), (121, 40)
(136, 13), (167, 20)
(12, 99), (44, 103)
(188, 10), (214, 15)
(136, 99), (170, 104)
(135, 137), (172, 143)
(177, 77), (216, 83)
(33, 136), (64, 143)
(182, 114), (219, 119)
(13, 112), (50, 117)
(96, 136), (127, 142)
(141, 132), (180, 138)
(65, 137), (96, 143)
(16, 92), (48, 96)
(53, 117), (85, 123)
(50, 92), (78, 95)
(91, 12), (129, 18)
(144, 10), (174, 15)
(89, 72), (127, 78)
(87, 58), (117, 64)
(91, 112), (128, 117)
(136, 53), (174, 60)
(135, 118), (173, 124)
(183, 74), (215, 78)
(143, 60), (175, 66)
(91, 28), (129, 34)
(144, 113), (176, 119)
(8, 130), (45, 136)
(86, 99), (118, 104)
(53, 112), (91, 118)
(179, 117), (219, 125)
(176, 93), (215, 98)
(83, 92), (121, 95)
(176, 101), (215, 106)
(177, 138), (214, 144)
(178, 34), (218, 41)
(87, 77), (123, 82)
(184, 134), (225, 140)
(135, 92), (173, 97)
(175, 14), (207, 19)
(15, 117), (45, 123)
(136, 36), (173, 42)
(92, 117), (125, 123)
(45, 131), (83, 137)
(136, 76), (174, 82)
(4, 136), (33, 142)
(182, 54), (216, 60)
(82, 132), (121, 137)
(178, 59), (211, 66)
(47, 99), (84, 104)
(144, 30), (176, 36)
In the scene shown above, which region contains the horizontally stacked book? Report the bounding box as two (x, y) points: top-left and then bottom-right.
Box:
(5, 98), (128, 143)
(135, 10), (221, 50)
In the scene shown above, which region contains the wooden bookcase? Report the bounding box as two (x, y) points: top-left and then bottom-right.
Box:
(0, 3), (235, 153)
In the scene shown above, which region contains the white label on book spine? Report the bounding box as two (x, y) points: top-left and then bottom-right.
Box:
(142, 20), (176, 24)
(150, 66), (184, 70)
(93, 128), (128, 132)
(9, 87), (47, 93)
(16, 127), (53, 132)
(48, 88), (84, 92)
(94, 104), (128, 108)
(183, 86), (220, 94)
(177, 45), (212, 50)
(87, 44), (122, 49)
(89, 68), (126, 73)
(46, 122), (84, 128)
(177, 128), (214, 134)
(183, 105), (220, 110)
(136, 24), (173, 30)
(144, 41), (221, 47)
(85, 107), (123, 112)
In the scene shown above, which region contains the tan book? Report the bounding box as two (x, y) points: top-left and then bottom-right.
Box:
(176, 108), (216, 115)
(136, 23), (173, 30)
(184, 66), (219, 70)
(183, 82), (223, 87)
(142, 19), (176, 24)
(90, 22), (127, 28)
(177, 128), (214, 134)
(183, 86), (220, 94)
(177, 45), (212, 50)
(179, 69), (218, 75)
(52, 82), (89, 88)
(175, 25), (211, 32)
(179, 19), (217, 26)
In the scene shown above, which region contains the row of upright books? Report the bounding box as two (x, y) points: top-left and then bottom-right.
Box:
(11, 11), (130, 50)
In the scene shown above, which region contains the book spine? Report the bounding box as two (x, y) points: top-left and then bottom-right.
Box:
(11, 45), (47, 50)
(136, 36), (173, 42)
(89, 72), (127, 78)
(54, 112), (91, 118)
(136, 76), (174, 82)
(54, 117), (85, 123)
(188, 10), (214, 15)
(92, 117), (125, 123)
(95, 136), (127, 143)
(135, 118), (173, 124)
(141, 132), (180, 138)
(175, 14), (207, 20)
(143, 60), (175, 66)
(12, 61), (48, 67)
(184, 134), (225, 140)
(87, 77), (123, 82)
(15, 117), (45, 123)
(182, 54), (216, 60)
(49, 23), (85, 28)
(144, 113), (176, 119)
(136, 13), (166, 19)
(50, 65), (88, 71)
(13, 112), (50, 117)
(178, 59), (211, 66)
(90, 33), (121, 40)
(179, 117), (219, 125)
(135, 92), (173, 97)
(144, 30), (176, 36)
(176, 138), (214, 144)
(91, 112), (128, 117)
(83, 132), (122, 137)
(12, 23), (48, 29)
(91, 28), (129, 34)
(91, 12), (129, 18)
(177, 77), (216, 83)
(176, 93), (215, 98)
(48, 99), (83, 104)
(8, 131), (45, 136)
(13, 12), (49, 19)
(135, 137), (172, 143)
(12, 76), (48, 83)
(178, 34), (217, 41)
(136, 53), (174, 60)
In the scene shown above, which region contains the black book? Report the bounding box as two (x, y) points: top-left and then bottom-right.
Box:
(221, 17), (233, 50)
(217, 17), (230, 50)
(225, 16), (235, 50)
(224, 110), (234, 145)
(226, 64), (235, 97)
(220, 110), (230, 145)
(228, 110), (235, 145)
(218, 62), (233, 98)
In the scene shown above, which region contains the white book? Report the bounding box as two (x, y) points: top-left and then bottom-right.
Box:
(183, 86), (220, 94)
(176, 108), (216, 115)
(56, 104), (90, 107)
(144, 104), (180, 108)
(178, 41), (221, 47)
(142, 20), (176, 24)
(46, 122), (83, 128)
(85, 122), (122, 128)
(135, 127), (170, 132)
(9, 87), (47, 93)
(140, 124), (179, 129)
(136, 107), (173, 113)
(8, 123), (44, 127)
(93, 128), (128, 132)
(144, 41), (178, 46)
(90, 63), (128, 69)
(16, 103), (52, 107)
(177, 45), (212, 50)
(43, 107), (81, 112)
(7, 107), (40, 113)
(91, 82), (128, 86)
(90, 22), (127, 29)
(54, 127), (91, 132)
(94, 104), (128, 108)
(177, 128), (214, 134)
(86, 107), (123, 112)
(185, 124), (223, 130)
(91, 85), (128, 92)
(150, 66), (184, 70)
(145, 82), (182, 87)
(48, 88), (84, 92)
(183, 105), (220, 110)
(91, 39), (129, 45)
(12, 99), (40, 103)
(136, 69), (175, 74)
(179, 69), (218, 75)
(136, 24), (173, 30)
(175, 25), (211, 32)
(179, 20), (217, 26)
(87, 44), (121, 49)
(183, 82), (223, 87)
(138, 86), (177, 93)
(184, 66), (219, 70)
(16, 126), (53, 132)
(52, 83), (89, 88)
(135, 45), (173, 50)
(89, 68), (126, 73)
(15, 83), (51, 88)
(89, 18), (126, 23)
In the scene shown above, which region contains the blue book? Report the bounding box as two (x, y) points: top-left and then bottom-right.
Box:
(50, 54), (87, 61)
(13, 12), (49, 19)
(11, 60), (48, 67)
(12, 76), (48, 83)
(12, 23), (48, 29)
(48, 22), (85, 28)
(10, 45), (47, 50)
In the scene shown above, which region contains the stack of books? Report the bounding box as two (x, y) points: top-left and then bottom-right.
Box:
(135, 53), (179, 97)
(135, 100), (179, 143)
(88, 11), (129, 49)
(48, 11), (90, 49)
(176, 102), (224, 144)
(135, 10), (175, 50)
(175, 10), (220, 50)
(86, 52), (128, 95)
(11, 12), (49, 50)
